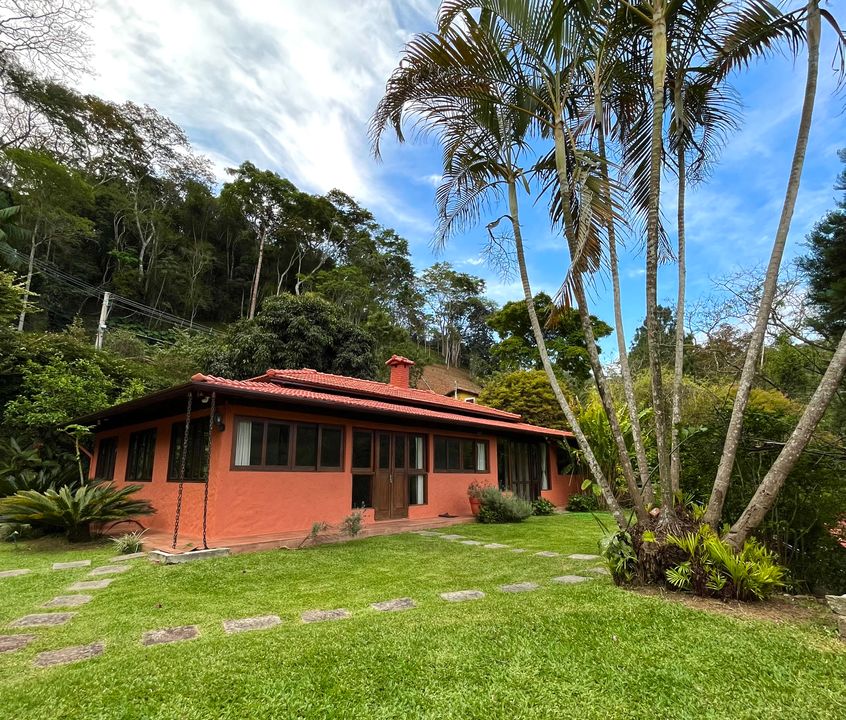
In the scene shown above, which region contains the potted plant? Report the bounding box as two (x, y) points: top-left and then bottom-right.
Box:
(467, 480), (488, 515)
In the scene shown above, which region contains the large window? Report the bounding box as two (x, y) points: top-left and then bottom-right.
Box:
(95, 437), (117, 481)
(126, 428), (156, 482)
(350, 430), (427, 507)
(168, 421), (210, 482)
(434, 436), (488, 473)
(233, 418), (343, 471)
(408, 434), (427, 505)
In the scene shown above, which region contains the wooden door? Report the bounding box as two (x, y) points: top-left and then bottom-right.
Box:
(373, 433), (409, 521)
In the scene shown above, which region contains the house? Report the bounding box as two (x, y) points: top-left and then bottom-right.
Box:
(417, 364), (482, 402)
(79, 356), (581, 549)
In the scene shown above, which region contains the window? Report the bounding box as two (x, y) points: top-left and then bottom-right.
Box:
(433, 436), (488, 472)
(126, 428), (156, 482)
(539, 444), (550, 491)
(409, 474), (426, 505)
(168, 421), (210, 482)
(233, 418), (343, 471)
(352, 430), (372, 471)
(95, 437), (117, 481)
(352, 474), (372, 508)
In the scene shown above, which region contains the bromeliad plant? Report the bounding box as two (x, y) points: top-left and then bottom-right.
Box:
(0, 480), (155, 542)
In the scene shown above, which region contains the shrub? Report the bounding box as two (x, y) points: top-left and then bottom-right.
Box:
(299, 520), (330, 548)
(567, 493), (598, 512)
(599, 530), (637, 584)
(111, 529), (146, 555)
(477, 487), (533, 524)
(341, 511), (363, 537)
(666, 526), (786, 601)
(532, 497), (556, 516)
(467, 479), (493, 500)
(0, 481), (155, 542)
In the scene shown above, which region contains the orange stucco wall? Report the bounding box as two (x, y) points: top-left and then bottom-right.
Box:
(93, 401), (581, 543)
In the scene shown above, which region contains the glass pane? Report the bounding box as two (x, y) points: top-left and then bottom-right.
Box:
(295, 424), (318, 467)
(394, 435), (406, 469)
(409, 474), (425, 505)
(249, 421), (264, 465)
(352, 431), (372, 469)
(434, 437), (447, 471)
(235, 420), (252, 466)
(352, 474), (372, 508)
(461, 440), (474, 471)
(539, 444), (549, 490)
(475, 441), (486, 472)
(266, 423), (290, 466)
(378, 434), (390, 469)
(320, 426), (343, 468)
(409, 435), (425, 470)
(447, 438), (460, 470)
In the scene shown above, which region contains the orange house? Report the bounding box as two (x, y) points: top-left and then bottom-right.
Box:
(80, 356), (581, 549)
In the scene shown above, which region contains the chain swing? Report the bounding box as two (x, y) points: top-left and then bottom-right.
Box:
(171, 391), (193, 550)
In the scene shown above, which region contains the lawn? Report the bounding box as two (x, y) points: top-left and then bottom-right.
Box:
(1, 513), (844, 720)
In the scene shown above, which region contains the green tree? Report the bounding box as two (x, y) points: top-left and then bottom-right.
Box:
(478, 371), (573, 431)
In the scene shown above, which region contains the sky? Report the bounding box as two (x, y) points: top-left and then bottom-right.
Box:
(79, 0), (844, 358)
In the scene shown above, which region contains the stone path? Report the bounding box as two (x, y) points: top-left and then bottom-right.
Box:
(301, 609), (351, 623)
(111, 552), (146, 563)
(460, 540), (483, 546)
(483, 543), (509, 549)
(551, 575), (592, 584)
(0, 634), (36, 653)
(535, 551), (560, 558)
(0, 568), (31, 578)
(568, 553), (601, 561)
(9, 613), (76, 628)
(223, 615), (281, 634)
(142, 626), (199, 646)
(440, 534), (465, 540)
(89, 564), (131, 576)
(371, 597), (416, 612)
(499, 582), (539, 593)
(69, 578), (113, 591)
(42, 595), (93, 608)
(440, 590), (485, 602)
(35, 642), (104, 668)
(52, 560), (91, 570)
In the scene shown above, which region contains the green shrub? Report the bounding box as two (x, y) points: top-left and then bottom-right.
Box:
(0, 481), (155, 542)
(567, 493), (598, 512)
(341, 511), (363, 537)
(666, 526), (786, 601)
(111, 529), (146, 555)
(532, 497), (556, 516)
(477, 487), (533, 523)
(599, 530), (636, 584)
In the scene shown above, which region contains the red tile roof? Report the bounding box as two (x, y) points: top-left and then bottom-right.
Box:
(192, 374), (571, 439)
(255, 368), (519, 421)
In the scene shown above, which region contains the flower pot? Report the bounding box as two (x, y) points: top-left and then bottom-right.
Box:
(469, 497), (481, 516)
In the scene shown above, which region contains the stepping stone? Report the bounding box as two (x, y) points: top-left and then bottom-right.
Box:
(483, 543), (509, 549)
(568, 553), (601, 561)
(111, 552), (146, 563)
(34, 642), (104, 668)
(0, 634), (36, 653)
(371, 597), (416, 612)
(551, 575), (592, 585)
(440, 534), (465, 540)
(42, 595), (93, 608)
(301, 609), (351, 623)
(222, 615), (281, 634)
(510, 548), (527, 553)
(414, 531), (441, 537)
(52, 560), (91, 570)
(587, 566), (611, 576)
(499, 582), (540, 593)
(142, 626), (199, 646)
(440, 590), (485, 602)
(89, 564), (131, 576)
(68, 579), (113, 591)
(0, 569), (31, 578)
(460, 540), (483, 546)
(535, 551), (560, 558)
(9, 613), (76, 628)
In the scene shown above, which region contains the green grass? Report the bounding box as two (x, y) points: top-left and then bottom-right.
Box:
(1, 514), (843, 719)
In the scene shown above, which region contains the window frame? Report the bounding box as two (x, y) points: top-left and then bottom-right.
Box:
(95, 436), (118, 481)
(167, 420), (211, 483)
(125, 428), (157, 483)
(433, 435), (489, 473)
(231, 416), (344, 472)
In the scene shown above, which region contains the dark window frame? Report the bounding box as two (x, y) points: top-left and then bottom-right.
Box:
(231, 416), (344, 472)
(167, 421), (210, 483)
(125, 428), (157, 482)
(351, 428), (374, 473)
(95, 436), (118, 481)
(433, 436), (489, 473)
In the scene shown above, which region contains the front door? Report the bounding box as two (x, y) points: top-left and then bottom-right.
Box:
(373, 433), (409, 520)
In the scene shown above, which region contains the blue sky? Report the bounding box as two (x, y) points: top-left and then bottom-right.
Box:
(81, 0), (844, 358)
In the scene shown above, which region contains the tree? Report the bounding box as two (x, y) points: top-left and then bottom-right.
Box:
(487, 293), (612, 384)
(478, 371), (573, 431)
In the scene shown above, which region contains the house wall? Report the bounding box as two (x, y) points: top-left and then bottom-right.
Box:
(92, 401), (581, 543)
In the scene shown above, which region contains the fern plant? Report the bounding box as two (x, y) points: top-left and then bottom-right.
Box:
(0, 481), (155, 542)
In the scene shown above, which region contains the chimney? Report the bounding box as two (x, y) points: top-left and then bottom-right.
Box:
(385, 355), (415, 389)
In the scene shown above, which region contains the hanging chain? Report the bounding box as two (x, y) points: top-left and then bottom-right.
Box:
(201, 392), (216, 550)
(171, 391), (193, 550)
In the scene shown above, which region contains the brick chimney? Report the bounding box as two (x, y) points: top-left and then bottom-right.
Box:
(385, 355), (415, 389)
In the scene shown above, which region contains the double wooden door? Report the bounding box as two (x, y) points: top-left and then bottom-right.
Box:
(373, 432), (409, 520)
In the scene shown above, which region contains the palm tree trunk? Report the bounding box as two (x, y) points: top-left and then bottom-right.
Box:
(507, 178), (627, 530)
(248, 229), (267, 320)
(646, 0), (674, 519)
(725, 327), (846, 548)
(670, 136), (687, 496)
(594, 71), (654, 506)
(17, 219), (39, 332)
(704, 0), (820, 528)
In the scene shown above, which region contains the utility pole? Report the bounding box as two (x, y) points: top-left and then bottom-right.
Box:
(95, 291), (111, 350)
